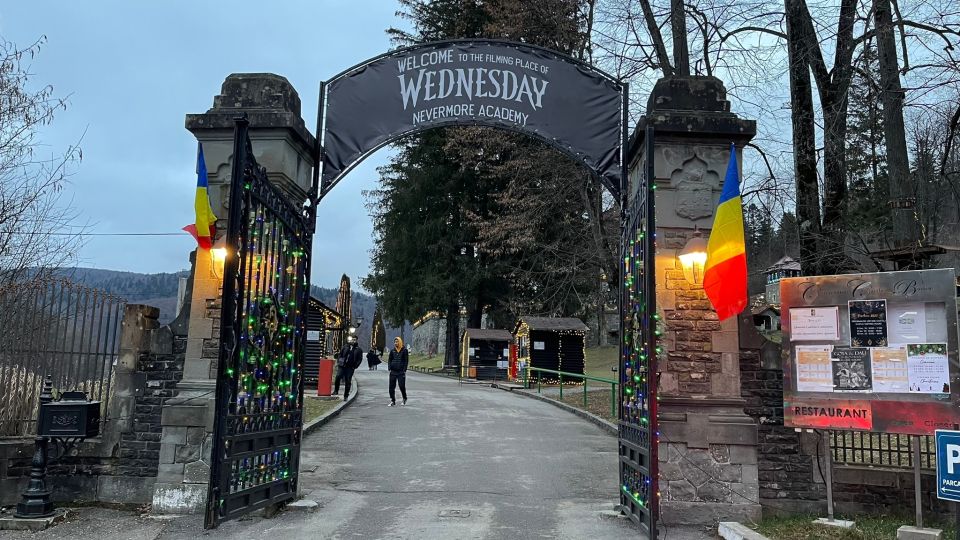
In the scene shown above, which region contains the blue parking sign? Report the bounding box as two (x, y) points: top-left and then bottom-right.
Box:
(936, 430), (960, 502)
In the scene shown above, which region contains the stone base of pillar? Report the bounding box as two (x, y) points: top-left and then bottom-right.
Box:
(658, 398), (761, 525)
(152, 381), (216, 514)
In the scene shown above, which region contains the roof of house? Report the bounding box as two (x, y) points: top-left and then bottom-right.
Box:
(766, 256), (801, 274)
(464, 328), (513, 341)
(412, 310), (441, 329)
(515, 316), (589, 332)
(309, 296), (344, 328)
(751, 305), (780, 316)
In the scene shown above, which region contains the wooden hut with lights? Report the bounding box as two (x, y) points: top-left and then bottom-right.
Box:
(303, 296), (344, 386)
(460, 328), (513, 380)
(513, 317), (589, 381)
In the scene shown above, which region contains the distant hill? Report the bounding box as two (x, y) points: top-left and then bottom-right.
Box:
(55, 267), (188, 323)
(54, 268), (407, 344)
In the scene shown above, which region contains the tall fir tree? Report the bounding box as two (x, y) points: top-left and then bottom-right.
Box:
(845, 40), (891, 248)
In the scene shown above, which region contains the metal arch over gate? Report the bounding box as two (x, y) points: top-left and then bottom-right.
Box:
(315, 39), (627, 201)
(205, 118), (314, 529)
(205, 39), (658, 532)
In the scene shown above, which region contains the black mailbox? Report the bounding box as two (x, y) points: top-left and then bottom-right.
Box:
(37, 391), (101, 439)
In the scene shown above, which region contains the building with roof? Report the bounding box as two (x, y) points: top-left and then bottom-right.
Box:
(513, 316), (589, 381)
(460, 328), (513, 380)
(764, 256), (801, 305)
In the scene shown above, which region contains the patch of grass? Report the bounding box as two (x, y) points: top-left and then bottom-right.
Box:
(557, 389), (618, 422)
(753, 513), (956, 540)
(583, 346), (619, 381)
(303, 397), (339, 423)
(408, 353), (444, 371)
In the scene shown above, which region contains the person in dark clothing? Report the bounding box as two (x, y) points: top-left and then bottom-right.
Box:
(334, 339), (363, 400)
(366, 349), (382, 370)
(387, 337), (409, 406)
(333, 345), (348, 395)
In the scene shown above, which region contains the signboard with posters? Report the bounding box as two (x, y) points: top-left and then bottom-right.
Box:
(781, 268), (959, 435)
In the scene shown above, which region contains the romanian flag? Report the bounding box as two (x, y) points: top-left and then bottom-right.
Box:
(182, 143), (217, 250)
(703, 144), (747, 320)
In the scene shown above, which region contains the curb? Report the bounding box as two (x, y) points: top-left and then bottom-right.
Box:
(490, 383), (617, 436)
(303, 378), (358, 436)
(718, 522), (770, 540)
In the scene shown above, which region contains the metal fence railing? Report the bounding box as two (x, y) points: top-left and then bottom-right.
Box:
(831, 431), (935, 470)
(0, 279), (124, 437)
(523, 367), (619, 418)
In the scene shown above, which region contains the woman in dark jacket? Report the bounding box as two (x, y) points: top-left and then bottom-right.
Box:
(366, 349), (382, 370)
(387, 337), (409, 406)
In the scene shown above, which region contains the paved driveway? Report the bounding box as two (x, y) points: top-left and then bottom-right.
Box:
(2, 370), (718, 539)
(294, 369), (638, 539)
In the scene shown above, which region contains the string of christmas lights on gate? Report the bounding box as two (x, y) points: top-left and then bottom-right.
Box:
(221, 182), (309, 496)
(620, 215), (662, 512)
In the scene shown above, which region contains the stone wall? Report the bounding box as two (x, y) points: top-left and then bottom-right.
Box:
(0, 304), (187, 506)
(738, 336), (824, 513)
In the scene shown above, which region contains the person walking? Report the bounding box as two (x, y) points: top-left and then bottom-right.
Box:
(333, 344), (348, 396)
(387, 337), (409, 406)
(335, 339), (363, 400)
(366, 348), (382, 371)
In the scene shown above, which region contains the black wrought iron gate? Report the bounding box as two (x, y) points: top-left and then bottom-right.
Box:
(618, 125), (658, 535)
(205, 118), (314, 528)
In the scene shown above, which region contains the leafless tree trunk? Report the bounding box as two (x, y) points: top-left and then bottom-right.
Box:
(670, 0), (690, 75)
(444, 302), (460, 368)
(785, 0), (823, 275)
(874, 0), (914, 247)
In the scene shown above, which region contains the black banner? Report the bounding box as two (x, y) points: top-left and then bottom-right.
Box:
(321, 40), (624, 196)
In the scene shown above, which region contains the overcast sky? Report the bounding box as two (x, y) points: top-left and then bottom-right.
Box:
(1, 0), (402, 290)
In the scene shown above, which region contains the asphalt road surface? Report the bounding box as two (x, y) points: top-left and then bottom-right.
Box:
(1, 370), (714, 539)
(294, 369), (637, 539)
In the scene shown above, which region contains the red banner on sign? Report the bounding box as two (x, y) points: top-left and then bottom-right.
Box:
(871, 400), (960, 435)
(785, 399), (873, 430)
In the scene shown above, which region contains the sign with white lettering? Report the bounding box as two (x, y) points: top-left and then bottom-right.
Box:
(322, 40), (624, 197)
(936, 430), (960, 502)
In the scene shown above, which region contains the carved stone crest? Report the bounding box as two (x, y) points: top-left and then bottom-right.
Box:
(669, 153), (720, 220)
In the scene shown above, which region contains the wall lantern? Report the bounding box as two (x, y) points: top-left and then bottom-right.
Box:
(678, 229), (708, 285)
(211, 236), (228, 265)
(210, 236), (228, 280)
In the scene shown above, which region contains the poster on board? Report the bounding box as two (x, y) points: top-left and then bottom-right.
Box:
(795, 345), (833, 392)
(789, 307), (840, 341)
(907, 343), (950, 394)
(831, 347), (872, 391)
(870, 347), (909, 392)
(849, 299), (888, 347)
(889, 303), (927, 344)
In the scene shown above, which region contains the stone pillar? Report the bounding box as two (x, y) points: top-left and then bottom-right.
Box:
(629, 77), (761, 524)
(153, 73), (316, 513)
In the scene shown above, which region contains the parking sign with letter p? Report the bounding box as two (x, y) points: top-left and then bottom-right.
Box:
(935, 430), (960, 502)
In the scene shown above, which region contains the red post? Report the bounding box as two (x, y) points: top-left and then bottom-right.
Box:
(317, 358), (334, 396)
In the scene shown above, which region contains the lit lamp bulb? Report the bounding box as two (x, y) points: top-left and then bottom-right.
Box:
(210, 236), (228, 279)
(211, 247), (228, 263)
(678, 229), (708, 285)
